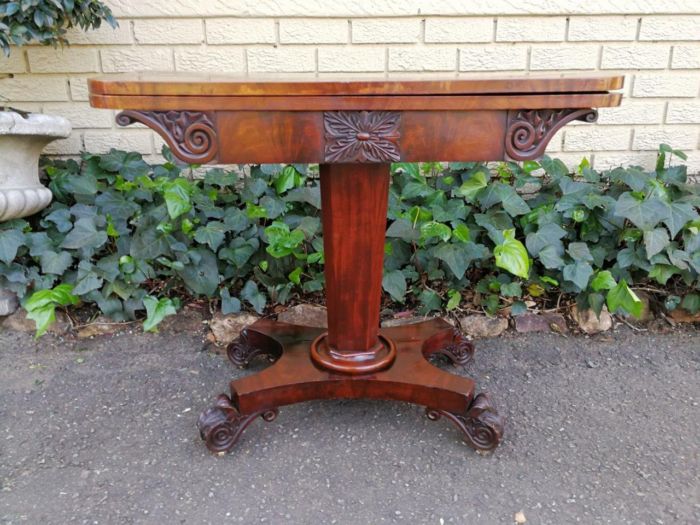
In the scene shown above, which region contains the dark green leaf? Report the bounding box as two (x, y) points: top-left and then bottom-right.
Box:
(0, 229), (24, 264)
(61, 217), (107, 250)
(241, 280), (266, 313)
(382, 269), (406, 302)
(643, 228), (670, 258)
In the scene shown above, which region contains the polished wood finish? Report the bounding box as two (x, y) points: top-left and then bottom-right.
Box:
(199, 319), (504, 453)
(316, 163), (391, 369)
(89, 72), (624, 97)
(90, 93), (621, 112)
(89, 72), (624, 455)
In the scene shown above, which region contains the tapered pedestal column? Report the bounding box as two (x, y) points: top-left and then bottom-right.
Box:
(311, 163), (396, 374)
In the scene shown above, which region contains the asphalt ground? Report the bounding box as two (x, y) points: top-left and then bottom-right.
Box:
(0, 324), (698, 524)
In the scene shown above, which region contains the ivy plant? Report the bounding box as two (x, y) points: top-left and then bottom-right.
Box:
(2, 144), (698, 337)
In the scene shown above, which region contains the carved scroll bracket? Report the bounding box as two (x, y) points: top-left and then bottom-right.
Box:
(505, 108), (598, 161)
(117, 110), (219, 164)
(324, 110), (401, 163)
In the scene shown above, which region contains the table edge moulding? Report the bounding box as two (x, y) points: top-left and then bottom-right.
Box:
(88, 72), (624, 456)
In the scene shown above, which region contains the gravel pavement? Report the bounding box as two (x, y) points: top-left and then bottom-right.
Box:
(0, 323), (698, 524)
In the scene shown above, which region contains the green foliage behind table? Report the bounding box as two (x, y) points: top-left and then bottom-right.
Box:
(1, 145), (699, 336)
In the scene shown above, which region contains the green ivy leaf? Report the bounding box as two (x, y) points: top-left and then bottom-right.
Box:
(614, 192), (668, 231)
(194, 221), (227, 251)
(525, 223), (567, 256)
(455, 170), (488, 201)
(382, 269), (406, 302)
(606, 280), (643, 318)
(681, 293), (700, 314)
(142, 295), (178, 332)
(420, 221), (451, 243)
(25, 284), (79, 338)
(417, 289), (441, 314)
(175, 249), (219, 296)
(204, 168), (237, 188)
(0, 229), (24, 264)
(60, 217), (107, 251)
(264, 221), (305, 258)
(40, 250), (73, 275)
(563, 261), (593, 291)
(494, 229), (530, 279)
(452, 223), (470, 243)
(662, 201), (698, 238)
(567, 242), (594, 263)
(643, 228), (670, 259)
(446, 289), (461, 311)
(220, 288), (241, 314)
(288, 267), (302, 285)
(163, 178), (193, 219)
(241, 280), (266, 314)
(590, 270), (616, 291)
(386, 218), (420, 242)
(433, 242), (488, 280)
(648, 264), (678, 285)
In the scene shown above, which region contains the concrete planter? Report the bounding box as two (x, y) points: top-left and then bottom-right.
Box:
(0, 111), (71, 221)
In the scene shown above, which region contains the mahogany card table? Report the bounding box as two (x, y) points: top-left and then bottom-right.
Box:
(89, 73), (623, 455)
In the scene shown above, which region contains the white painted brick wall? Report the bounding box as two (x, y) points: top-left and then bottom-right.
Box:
(27, 48), (100, 73)
(133, 19), (204, 45)
(424, 18), (493, 43)
(639, 16), (700, 40)
(672, 45), (700, 69)
(667, 101), (700, 123)
(175, 47), (246, 73)
(353, 19), (421, 43)
(206, 19), (276, 44)
(281, 19), (348, 44)
(568, 16), (639, 41)
(601, 45), (670, 70)
(1, 1), (698, 173)
(496, 17), (567, 42)
(459, 45), (527, 71)
(318, 47), (385, 72)
(389, 47), (456, 71)
(530, 45), (599, 70)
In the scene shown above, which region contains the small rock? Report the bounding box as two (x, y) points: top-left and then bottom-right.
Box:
(0, 288), (18, 316)
(514, 510), (526, 524)
(570, 305), (612, 334)
(158, 306), (207, 334)
(2, 308), (70, 334)
(209, 312), (260, 345)
(77, 316), (125, 339)
(459, 315), (508, 338)
(514, 313), (568, 334)
(277, 304), (327, 328)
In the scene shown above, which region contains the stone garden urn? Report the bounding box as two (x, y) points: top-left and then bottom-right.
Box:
(0, 110), (71, 221)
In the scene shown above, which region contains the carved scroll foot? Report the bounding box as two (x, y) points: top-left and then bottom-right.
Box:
(432, 329), (475, 366)
(197, 394), (278, 454)
(426, 393), (505, 452)
(226, 330), (279, 369)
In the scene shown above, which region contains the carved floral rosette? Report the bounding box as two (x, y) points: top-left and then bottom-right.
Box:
(505, 108), (598, 161)
(324, 110), (401, 163)
(117, 110), (218, 164)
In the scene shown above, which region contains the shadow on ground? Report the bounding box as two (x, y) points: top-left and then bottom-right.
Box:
(0, 324), (698, 524)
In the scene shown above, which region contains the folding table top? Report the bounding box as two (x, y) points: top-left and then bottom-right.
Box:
(89, 73), (624, 111)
